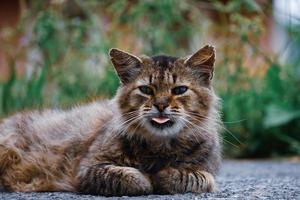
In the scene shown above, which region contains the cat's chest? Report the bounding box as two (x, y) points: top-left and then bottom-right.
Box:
(120, 137), (201, 173)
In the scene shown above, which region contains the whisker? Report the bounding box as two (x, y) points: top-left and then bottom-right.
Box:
(223, 119), (246, 124)
(117, 115), (141, 128)
(183, 117), (240, 149)
(183, 111), (244, 146)
(221, 126), (244, 146)
(173, 111), (241, 149)
(179, 117), (204, 144)
(220, 137), (240, 149)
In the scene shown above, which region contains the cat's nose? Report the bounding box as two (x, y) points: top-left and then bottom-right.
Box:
(153, 97), (169, 112)
(153, 103), (169, 112)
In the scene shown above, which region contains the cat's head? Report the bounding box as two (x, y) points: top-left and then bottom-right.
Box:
(110, 45), (217, 137)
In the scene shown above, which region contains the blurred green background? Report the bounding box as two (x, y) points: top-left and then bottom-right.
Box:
(0, 0), (299, 158)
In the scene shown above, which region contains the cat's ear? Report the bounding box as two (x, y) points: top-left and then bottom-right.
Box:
(109, 48), (142, 84)
(184, 45), (215, 86)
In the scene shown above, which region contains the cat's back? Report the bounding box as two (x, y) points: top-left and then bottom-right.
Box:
(0, 99), (116, 192)
(0, 99), (115, 149)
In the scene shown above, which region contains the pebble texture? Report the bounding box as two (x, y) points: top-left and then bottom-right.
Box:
(1, 160), (299, 200)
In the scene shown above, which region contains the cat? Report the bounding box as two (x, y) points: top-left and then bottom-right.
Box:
(0, 45), (221, 196)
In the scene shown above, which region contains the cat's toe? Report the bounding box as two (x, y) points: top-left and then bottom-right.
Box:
(197, 171), (215, 192)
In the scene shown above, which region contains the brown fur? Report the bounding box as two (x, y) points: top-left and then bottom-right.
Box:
(0, 45), (221, 196)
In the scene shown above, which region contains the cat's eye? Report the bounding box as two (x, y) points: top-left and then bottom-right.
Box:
(138, 85), (154, 95)
(171, 86), (188, 95)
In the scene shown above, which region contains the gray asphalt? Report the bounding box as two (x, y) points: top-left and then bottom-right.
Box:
(0, 160), (299, 200)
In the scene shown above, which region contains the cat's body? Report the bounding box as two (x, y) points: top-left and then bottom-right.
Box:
(0, 101), (114, 192)
(0, 45), (221, 196)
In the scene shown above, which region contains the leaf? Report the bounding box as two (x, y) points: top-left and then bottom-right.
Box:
(264, 104), (300, 128)
(243, 0), (261, 12)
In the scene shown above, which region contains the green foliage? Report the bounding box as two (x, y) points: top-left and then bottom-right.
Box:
(220, 63), (300, 157)
(213, 0), (261, 13)
(207, 1), (300, 157)
(264, 105), (300, 128)
(103, 0), (199, 55)
(0, 59), (47, 114)
(0, 0), (299, 158)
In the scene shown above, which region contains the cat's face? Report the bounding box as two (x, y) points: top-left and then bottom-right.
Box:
(110, 45), (215, 137)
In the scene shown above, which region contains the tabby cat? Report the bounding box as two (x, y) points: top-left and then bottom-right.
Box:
(0, 45), (221, 196)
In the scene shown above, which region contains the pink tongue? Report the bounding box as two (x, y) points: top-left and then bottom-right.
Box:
(152, 117), (170, 124)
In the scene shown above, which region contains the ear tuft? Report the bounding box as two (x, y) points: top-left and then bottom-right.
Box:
(184, 45), (216, 86)
(109, 48), (120, 58)
(184, 45), (215, 68)
(109, 48), (142, 84)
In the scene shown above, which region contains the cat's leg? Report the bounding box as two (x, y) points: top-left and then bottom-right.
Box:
(0, 144), (21, 175)
(6, 177), (57, 192)
(152, 167), (215, 194)
(0, 144), (21, 191)
(78, 164), (153, 196)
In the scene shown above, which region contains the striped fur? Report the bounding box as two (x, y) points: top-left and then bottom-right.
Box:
(0, 45), (221, 196)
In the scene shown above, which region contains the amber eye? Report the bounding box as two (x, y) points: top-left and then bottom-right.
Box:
(139, 85), (154, 95)
(171, 86), (188, 95)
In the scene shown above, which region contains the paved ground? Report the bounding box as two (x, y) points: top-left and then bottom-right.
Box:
(0, 160), (299, 200)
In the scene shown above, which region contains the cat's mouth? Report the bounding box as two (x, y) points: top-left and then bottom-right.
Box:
(152, 117), (170, 124)
(150, 116), (174, 129)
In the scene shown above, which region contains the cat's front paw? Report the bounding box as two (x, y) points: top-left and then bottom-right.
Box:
(153, 168), (215, 194)
(118, 166), (153, 196)
(79, 165), (152, 196)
